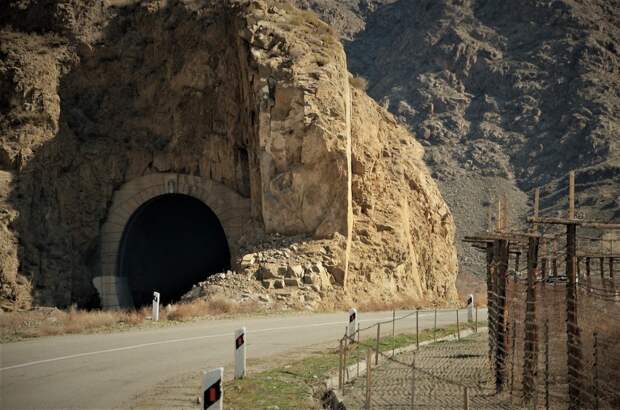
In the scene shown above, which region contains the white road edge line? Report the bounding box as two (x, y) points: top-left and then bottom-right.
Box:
(0, 312), (441, 372)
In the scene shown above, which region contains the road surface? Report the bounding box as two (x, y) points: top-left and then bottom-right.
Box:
(1, 308), (486, 409)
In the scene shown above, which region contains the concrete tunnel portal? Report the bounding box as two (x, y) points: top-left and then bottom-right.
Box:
(118, 193), (231, 307)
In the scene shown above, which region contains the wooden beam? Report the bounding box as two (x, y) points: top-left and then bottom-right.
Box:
(533, 188), (540, 232)
(568, 171), (575, 220)
(494, 239), (510, 392)
(497, 198), (503, 232)
(566, 223), (582, 407)
(528, 217), (620, 229)
(502, 193), (509, 232)
(523, 236), (539, 402)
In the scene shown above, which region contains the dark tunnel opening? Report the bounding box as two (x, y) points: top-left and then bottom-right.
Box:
(118, 194), (230, 307)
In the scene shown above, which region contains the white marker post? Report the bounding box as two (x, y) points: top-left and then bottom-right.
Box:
(202, 367), (223, 410)
(152, 291), (160, 321)
(467, 294), (474, 323)
(348, 308), (358, 341)
(234, 327), (246, 379)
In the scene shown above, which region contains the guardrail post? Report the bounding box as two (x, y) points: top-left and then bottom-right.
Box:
(467, 294), (474, 322)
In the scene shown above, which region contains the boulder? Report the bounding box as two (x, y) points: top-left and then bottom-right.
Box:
(284, 278), (300, 287)
(287, 264), (304, 278)
(240, 254), (256, 269)
(257, 263), (281, 280)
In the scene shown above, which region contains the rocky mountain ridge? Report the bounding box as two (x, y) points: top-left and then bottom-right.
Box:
(0, 0), (458, 309)
(294, 0), (620, 274)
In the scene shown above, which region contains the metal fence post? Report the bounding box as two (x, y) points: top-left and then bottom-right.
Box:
(510, 320), (516, 395)
(392, 310), (396, 357)
(593, 332), (599, 410)
(410, 355), (416, 409)
(366, 348), (372, 410)
(357, 324), (361, 378)
(338, 338), (344, 390)
(344, 331), (349, 391)
(545, 320), (550, 410)
(434, 308), (437, 342)
(456, 309), (460, 340)
(464, 387), (470, 410)
(475, 306), (478, 333)
(416, 309), (419, 349)
(375, 323), (380, 365)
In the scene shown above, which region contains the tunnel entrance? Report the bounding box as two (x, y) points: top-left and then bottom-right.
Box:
(118, 194), (230, 307)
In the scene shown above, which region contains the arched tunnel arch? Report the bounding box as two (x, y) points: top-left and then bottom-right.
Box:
(118, 193), (231, 307)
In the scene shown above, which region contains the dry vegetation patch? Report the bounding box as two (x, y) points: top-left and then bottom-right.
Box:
(0, 298), (262, 342)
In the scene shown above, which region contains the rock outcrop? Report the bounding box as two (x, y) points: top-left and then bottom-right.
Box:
(293, 0), (620, 277)
(0, 0), (457, 310)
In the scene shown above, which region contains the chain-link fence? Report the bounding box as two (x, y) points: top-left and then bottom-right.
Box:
(329, 307), (501, 409)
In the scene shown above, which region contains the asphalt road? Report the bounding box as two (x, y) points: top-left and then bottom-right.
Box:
(0, 308), (486, 409)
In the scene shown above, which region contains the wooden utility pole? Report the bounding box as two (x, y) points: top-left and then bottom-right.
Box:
(541, 240), (548, 279)
(566, 171), (582, 408)
(502, 193), (509, 232)
(495, 238), (510, 392)
(552, 239), (558, 277)
(496, 198), (502, 231)
(533, 188), (540, 232)
(486, 242), (495, 362)
(523, 236), (539, 402)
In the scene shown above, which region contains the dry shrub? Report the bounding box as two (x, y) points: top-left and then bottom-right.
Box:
(167, 299), (210, 321)
(355, 295), (426, 312)
(167, 298), (260, 321)
(349, 75), (368, 90)
(0, 306), (148, 341)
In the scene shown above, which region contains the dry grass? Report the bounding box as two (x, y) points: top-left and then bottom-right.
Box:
(353, 294), (428, 313)
(0, 298), (261, 342)
(167, 297), (260, 321)
(349, 75), (368, 90)
(456, 270), (488, 307)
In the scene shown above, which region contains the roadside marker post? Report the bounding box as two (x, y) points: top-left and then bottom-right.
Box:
(467, 294), (474, 323)
(202, 367), (223, 410)
(348, 308), (358, 342)
(152, 291), (160, 321)
(234, 327), (246, 379)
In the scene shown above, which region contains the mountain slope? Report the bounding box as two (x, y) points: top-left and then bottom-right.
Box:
(295, 0), (620, 274)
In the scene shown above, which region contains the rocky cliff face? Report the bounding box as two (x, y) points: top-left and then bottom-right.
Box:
(0, 0), (457, 310)
(293, 0), (620, 275)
